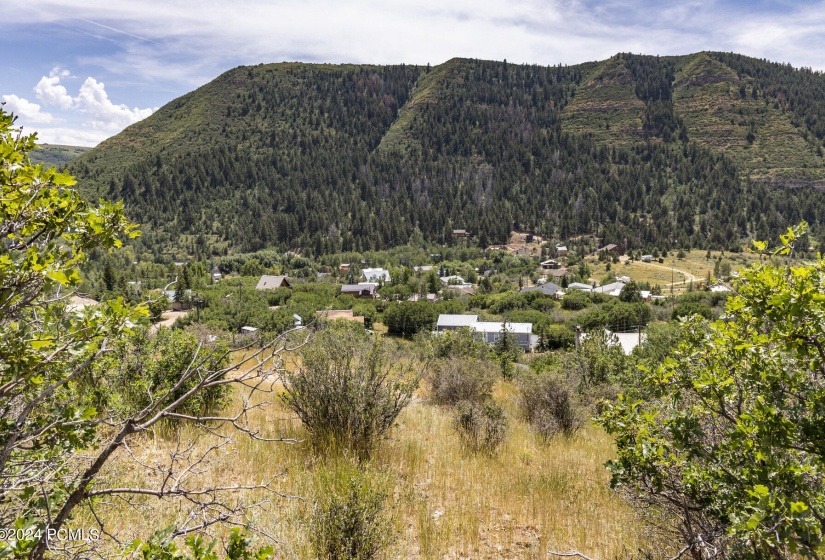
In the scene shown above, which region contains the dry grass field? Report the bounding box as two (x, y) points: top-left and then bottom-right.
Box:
(584, 249), (764, 293)
(79, 356), (657, 559)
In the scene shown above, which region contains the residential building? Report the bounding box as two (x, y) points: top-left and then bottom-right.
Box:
(340, 283), (377, 299)
(435, 314), (534, 351)
(520, 282), (563, 298)
(540, 259), (561, 270)
(362, 267), (391, 283)
(255, 275), (291, 290)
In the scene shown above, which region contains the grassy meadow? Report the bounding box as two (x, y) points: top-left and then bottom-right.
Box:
(80, 348), (655, 559)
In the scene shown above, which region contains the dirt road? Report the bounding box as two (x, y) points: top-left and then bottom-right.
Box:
(618, 256), (699, 286)
(150, 310), (188, 333)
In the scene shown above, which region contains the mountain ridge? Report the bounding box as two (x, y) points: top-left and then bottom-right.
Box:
(66, 52), (825, 256)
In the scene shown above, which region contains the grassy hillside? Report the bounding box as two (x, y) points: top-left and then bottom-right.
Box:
(66, 53), (825, 257)
(30, 143), (91, 167)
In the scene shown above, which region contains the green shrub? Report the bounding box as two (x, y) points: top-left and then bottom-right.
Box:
(517, 373), (580, 441)
(561, 291), (590, 310)
(309, 461), (394, 560)
(86, 327), (231, 418)
(672, 301), (713, 320)
(428, 357), (497, 405)
(536, 323), (575, 350)
(281, 328), (420, 458)
(453, 400), (508, 455)
(382, 301), (437, 336)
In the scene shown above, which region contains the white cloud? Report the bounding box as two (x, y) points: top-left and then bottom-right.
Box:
(1, 95), (54, 124)
(35, 74), (74, 110)
(75, 77), (155, 130)
(30, 126), (113, 146)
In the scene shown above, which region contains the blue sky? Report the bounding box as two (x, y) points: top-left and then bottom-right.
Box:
(3, 0), (825, 146)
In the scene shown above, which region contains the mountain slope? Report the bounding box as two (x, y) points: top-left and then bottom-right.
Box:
(67, 53), (825, 257)
(31, 144), (91, 167)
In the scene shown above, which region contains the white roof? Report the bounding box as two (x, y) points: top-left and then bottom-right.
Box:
(567, 282), (593, 291)
(594, 280), (627, 294)
(473, 322), (532, 334)
(362, 268), (391, 282)
(710, 284), (731, 292)
(240, 326), (258, 333)
(437, 314), (479, 327)
(556, 245), (568, 251)
(582, 329), (647, 355)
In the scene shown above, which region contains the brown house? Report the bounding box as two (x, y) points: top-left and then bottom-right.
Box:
(340, 284), (377, 299)
(597, 244), (625, 256)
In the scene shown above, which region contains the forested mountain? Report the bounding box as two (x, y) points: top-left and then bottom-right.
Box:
(67, 52), (825, 257)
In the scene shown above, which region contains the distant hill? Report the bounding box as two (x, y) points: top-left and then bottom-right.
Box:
(31, 144), (92, 167)
(67, 53), (825, 257)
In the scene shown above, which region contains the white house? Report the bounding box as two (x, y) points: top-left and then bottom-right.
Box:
(435, 314), (534, 351)
(362, 268), (391, 283)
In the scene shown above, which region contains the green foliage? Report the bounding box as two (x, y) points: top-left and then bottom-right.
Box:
(517, 373), (580, 441)
(84, 327), (231, 418)
(126, 526), (273, 560)
(618, 281), (642, 303)
(561, 291), (590, 310)
(281, 327), (420, 457)
(147, 293), (170, 322)
(453, 400), (508, 456)
(597, 223), (825, 555)
(308, 460), (395, 560)
(428, 357), (497, 406)
(536, 323), (575, 351)
(67, 55), (825, 259)
(671, 301), (714, 321)
(382, 301), (437, 336)
(0, 105), (144, 547)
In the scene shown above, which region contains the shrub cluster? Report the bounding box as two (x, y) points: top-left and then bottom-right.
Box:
(517, 373), (580, 441)
(309, 462), (395, 560)
(281, 327), (420, 457)
(453, 400), (508, 456)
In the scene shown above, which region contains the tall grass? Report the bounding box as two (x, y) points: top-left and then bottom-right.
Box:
(81, 369), (655, 558)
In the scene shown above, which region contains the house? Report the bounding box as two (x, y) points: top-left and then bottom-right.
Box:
(293, 313), (303, 327)
(341, 284), (377, 299)
(413, 265), (433, 273)
(239, 326), (258, 336)
(435, 315), (533, 351)
(641, 255), (654, 263)
(597, 244), (625, 256)
(436, 314), (480, 331)
(339, 263), (351, 273)
(548, 268), (571, 280)
(582, 329), (646, 355)
(540, 259), (561, 270)
(556, 246), (569, 257)
(211, 266), (222, 282)
(473, 321), (533, 351)
(440, 275), (472, 288)
(255, 275), (290, 290)
(567, 282), (594, 292)
(315, 309), (365, 324)
(164, 289), (193, 311)
(520, 282), (563, 298)
(407, 293), (438, 302)
(452, 229), (468, 238)
(362, 268), (391, 283)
